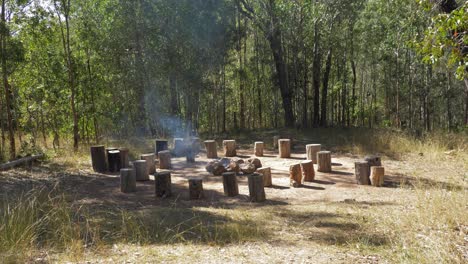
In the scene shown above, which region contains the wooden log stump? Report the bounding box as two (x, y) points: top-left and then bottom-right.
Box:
(222, 172), (239, 197)
(254, 141), (264, 157)
(365, 155), (382, 176)
(90, 145), (107, 173)
(355, 161), (370, 185)
(188, 178), (204, 199)
(155, 139), (168, 156)
(155, 170), (172, 198)
(204, 140), (218, 159)
(158, 150), (172, 169)
(278, 139), (291, 158)
(107, 150), (121, 173)
(257, 167), (272, 187)
(120, 168), (136, 193)
(133, 160), (149, 181)
(300, 160), (315, 182)
(289, 163), (302, 187)
(370, 166), (385, 187)
(223, 140), (237, 157)
(119, 148), (130, 168)
(173, 138), (186, 157)
(248, 173), (266, 202)
(189, 137), (201, 154)
(306, 144), (321, 164)
(141, 153), (156, 174)
(317, 151), (332, 172)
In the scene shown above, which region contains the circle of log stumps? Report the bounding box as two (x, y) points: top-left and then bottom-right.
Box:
(257, 167), (272, 187)
(173, 138), (186, 157)
(155, 139), (168, 156)
(370, 166), (385, 187)
(222, 172), (239, 197)
(133, 160), (149, 181)
(90, 145), (107, 173)
(120, 168), (136, 193)
(278, 139), (291, 158)
(223, 140), (237, 157)
(188, 178), (204, 199)
(289, 163), (302, 187)
(158, 150), (172, 169)
(248, 173), (266, 202)
(306, 144), (321, 164)
(107, 150), (121, 173)
(141, 153), (156, 174)
(155, 170), (172, 198)
(204, 140), (218, 159)
(355, 161), (370, 185)
(317, 151), (332, 172)
(254, 142), (264, 157)
(300, 160), (315, 182)
(119, 148), (130, 168)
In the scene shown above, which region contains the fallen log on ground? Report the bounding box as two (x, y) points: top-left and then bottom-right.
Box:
(0, 154), (44, 171)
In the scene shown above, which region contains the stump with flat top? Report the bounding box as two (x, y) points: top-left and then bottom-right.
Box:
(355, 161), (370, 185)
(141, 153), (156, 174)
(223, 140), (237, 157)
(158, 150), (172, 169)
(107, 150), (121, 173)
(119, 148), (130, 168)
(370, 166), (385, 187)
(365, 155), (382, 176)
(289, 163), (302, 187)
(248, 173), (266, 202)
(300, 160), (315, 182)
(306, 144), (321, 164)
(173, 138), (186, 157)
(278, 139), (291, 158)
(90, 145), (107, 173)
(155, 139), (168, 156)
(188, 178), (204, 199)
(254, 142), (264, 157)
(257, 167), (272, 187)
(133, 160), (149, 181)
(222, 172), (239, 197)
(204, 140), (218, 159)
(317, 151), (332, 172)
(120, 168), (136, 193)
(155, 170), (172, 198)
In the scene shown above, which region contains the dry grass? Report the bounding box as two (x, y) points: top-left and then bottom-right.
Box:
(1, 128), (467, 263)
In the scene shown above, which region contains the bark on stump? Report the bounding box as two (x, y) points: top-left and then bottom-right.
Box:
(155, 139), (168, 156)
(355, 162), (370, 185)
(317, 151), (332, 172)
(119, 148), (130, 168)
(141, 153), (156, 174)
(222, 172), (239, 197)
(173, 138), (186, 157)
(155, 170), (172, 198)
(254, 142), (264, 157)
(300, 160), (315, 182)
(107, 150), (121, 173)
(257, 167), (272, 187)
(158, 150), (172, 169)
(248, 173), (266, 202)
(289, 163), (302, 187)
(223, 140), (237, 157)
(120, 168), (136, 193)
(188, 178), (204, 199)
(278, 139), (291, 158)
(204, 140), (218, 159)
(370, 166), (385, 187)
(365, 155), (382, 177)
(134, 160), (149, 181)
(306, 144), (321, 164)
(90, 145), (107, 173)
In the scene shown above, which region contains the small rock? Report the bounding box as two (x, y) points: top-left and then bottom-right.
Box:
(247, 158), (262, 169)
(212, 163), (227, 176)
(227, 161), (240, 173)
(240, 163), (256, 174)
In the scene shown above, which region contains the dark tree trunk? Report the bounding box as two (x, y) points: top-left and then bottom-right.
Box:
(320, 48), (332, 127)
(312, 20), (321, 127)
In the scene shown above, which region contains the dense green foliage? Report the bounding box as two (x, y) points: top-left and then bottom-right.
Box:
(0, 0), (466, 159)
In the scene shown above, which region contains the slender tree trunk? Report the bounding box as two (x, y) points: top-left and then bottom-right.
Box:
(1, 0), (15, 159)
(464, 77), (468, 126)
(320, 48), (332, 127)
(312, 20), (321, 127)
